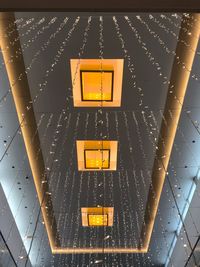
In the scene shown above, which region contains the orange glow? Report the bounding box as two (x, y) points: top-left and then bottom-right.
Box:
(88, 215), (108, 226)
(71, 59), (123, 107)
(81, 207), (114, 227)
(81, 71), (113, 101)
(76, 140), (117, 171)
(85, 149), (110, 169)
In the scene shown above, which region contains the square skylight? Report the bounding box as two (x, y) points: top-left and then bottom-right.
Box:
(80, 70), (114, 101)
(84, 149), (110, 169)
(81, 207), (114, 227)
(88, 214), (108, 226)
(76, 140), (118, 171)
(70, 59), (123, 107)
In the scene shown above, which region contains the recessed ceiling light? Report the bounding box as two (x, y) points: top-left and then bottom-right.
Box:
(88, 214), (108, 226)
(70, 59), (124, 107)
(80, 70), (114, 101)
(81, 207), (114, 227)
(76, 140), (118, 171)
(84, 149), (110, 169)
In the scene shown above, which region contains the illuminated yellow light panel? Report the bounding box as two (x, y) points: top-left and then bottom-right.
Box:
(71, 59), (124, 107)
(77, 140), (117, 171)
(82, 207), (114, 227)
(85, 149), (110, 169)
(81, 70), (113, 101)
(88, 214), (108, 226)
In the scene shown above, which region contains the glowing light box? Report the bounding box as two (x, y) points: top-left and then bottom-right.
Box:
(70, 59), (123, 107)
(80, 70), (114, 101)
(81, 207), (114, 227)
(76, 140), (118, 171)
(84, 149), (110, 169)
(88, 214), (108, 226)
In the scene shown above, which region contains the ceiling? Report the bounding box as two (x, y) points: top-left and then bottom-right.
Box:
(21, 13), (178, 252)
(0, 0), (200, 11)
(0, 12), (200, 267)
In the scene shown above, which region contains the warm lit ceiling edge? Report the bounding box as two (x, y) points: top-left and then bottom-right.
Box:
(0, 13), (57, 250)
(51, 248), (148, 254)
(140, 13), (200, 249)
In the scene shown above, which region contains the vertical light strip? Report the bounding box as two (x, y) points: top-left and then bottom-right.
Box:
(140, 13), (200, 250)
(0, 12), (59, 250)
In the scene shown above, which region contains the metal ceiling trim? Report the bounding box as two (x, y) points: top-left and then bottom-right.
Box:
(0, 12), (200, 254)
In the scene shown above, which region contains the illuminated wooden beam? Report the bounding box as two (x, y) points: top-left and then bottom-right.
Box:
(140, 13), (200, 250)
